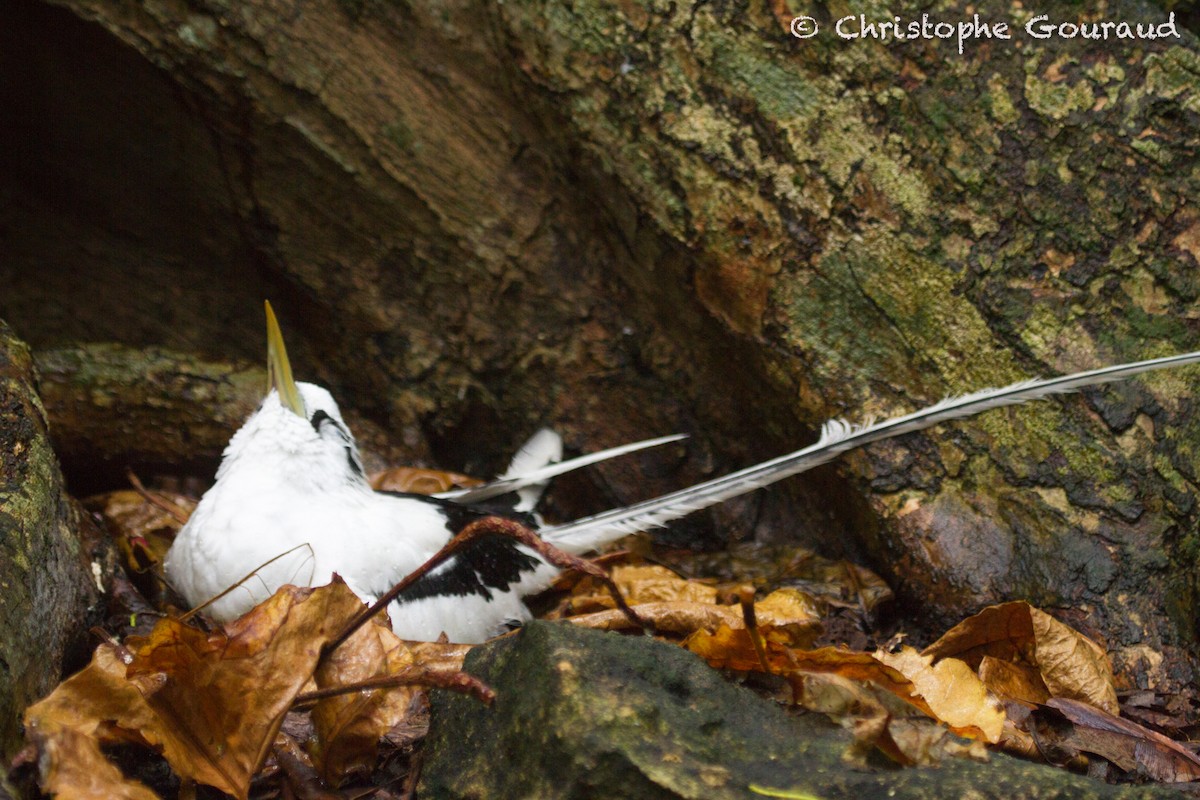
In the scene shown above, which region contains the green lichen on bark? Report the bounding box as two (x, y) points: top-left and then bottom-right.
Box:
(494, 0), (1200, 682)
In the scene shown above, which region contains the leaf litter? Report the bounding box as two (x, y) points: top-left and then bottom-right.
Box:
(17, 472), (1200, 797)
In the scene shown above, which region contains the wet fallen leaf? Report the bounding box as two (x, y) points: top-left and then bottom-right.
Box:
(87, 489), (195, 573)
(660, 543), (893, 612)
(128, 581), (365, 798)
(562, 564), (718, 614)
(792, 670), (987, 767)
(369, 467), (482, 494)
(568, 590), (823, 648)
(923, 601), (1119, 715)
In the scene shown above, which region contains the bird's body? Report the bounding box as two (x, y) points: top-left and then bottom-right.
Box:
(164, 304), (1200, 643)
(164, 383), (560, 641)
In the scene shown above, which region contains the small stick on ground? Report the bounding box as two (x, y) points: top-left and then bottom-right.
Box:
(293, 668), (494, 709)
(325, 516), (647, 654)
(738, 586), (772, 676)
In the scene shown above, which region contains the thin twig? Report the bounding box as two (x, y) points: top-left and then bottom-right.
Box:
(182, 543), (315, 622)
(324, 516), (646, 654)
(125, 467), (191, 524)
(738, 587), (772, 676)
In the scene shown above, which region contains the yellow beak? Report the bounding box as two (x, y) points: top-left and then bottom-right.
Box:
(265, 301), (306, 417)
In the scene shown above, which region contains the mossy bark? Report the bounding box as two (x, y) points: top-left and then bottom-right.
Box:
(5, 0), (1200, 687)
(0, 322), (108, 760)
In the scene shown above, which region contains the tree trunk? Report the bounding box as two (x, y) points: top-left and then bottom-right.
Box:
(0, 323), (110, 761)
(3, 0), (1199, 687)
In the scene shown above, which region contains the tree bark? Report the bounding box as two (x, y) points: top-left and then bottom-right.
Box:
(32, 345), (415, 493)
(3, 0), (1199, 687)
(0, 322), (110, 761)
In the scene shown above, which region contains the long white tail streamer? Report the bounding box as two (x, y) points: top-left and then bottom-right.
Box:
(541, 351), (1200, 553)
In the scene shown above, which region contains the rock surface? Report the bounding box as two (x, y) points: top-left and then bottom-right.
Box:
(422, 622), (1175, 800)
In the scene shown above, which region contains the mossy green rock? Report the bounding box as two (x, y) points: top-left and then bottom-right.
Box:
(422, 622), (1177, 799)
(0, 320), (104, 760)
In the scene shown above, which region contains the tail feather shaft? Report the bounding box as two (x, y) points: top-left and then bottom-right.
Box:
(541, 351), (1200, 553)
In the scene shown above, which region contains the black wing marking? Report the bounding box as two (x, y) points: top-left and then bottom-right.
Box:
(376, 491), (545, 603)
(395, 536), (543, 602)
(378, 491), (538, 533)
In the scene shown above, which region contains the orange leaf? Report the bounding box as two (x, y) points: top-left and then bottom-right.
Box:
(310, 617), (420, 784)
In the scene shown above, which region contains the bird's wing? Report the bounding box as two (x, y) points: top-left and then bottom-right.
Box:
(436, 433), (687, 505)
(541, 350), (1200, 554)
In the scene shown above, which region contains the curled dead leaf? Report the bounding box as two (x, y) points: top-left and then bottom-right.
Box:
(874, 646), (1005, 743)
(568, 590), (822, 648)
(87, 489), (195, 575)
(310, 617), (420, 784)
(923, 601), (1118, 715)
(1039, 697), (1200, 782)
(23, 644), (163, 800)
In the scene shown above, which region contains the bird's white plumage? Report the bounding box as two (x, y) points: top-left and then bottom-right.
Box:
(165, 383), (541, 639)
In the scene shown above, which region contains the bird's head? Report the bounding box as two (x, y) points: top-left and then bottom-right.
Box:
(215, 303), (367, 489)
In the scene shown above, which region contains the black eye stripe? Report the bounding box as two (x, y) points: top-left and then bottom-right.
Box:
(310, 409), (334, 432)
(310, 409), (350, 440)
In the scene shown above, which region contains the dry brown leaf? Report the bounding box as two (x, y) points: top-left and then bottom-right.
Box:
(754, 589), (825, 644)
(884, 718), (990, 767)
(563, 564), (718, 614)
(569, 590), (822, 648)
(874, 646), (1005, 743)
(570, 602), (749, 635)
(122, 580), (366, 798)
(787, 671), (987, 767)
(309, 627), (475, 784)
(24, 645), (163, 800)
(923, 601), (1118, 714)
(369, 467), (482, 494)
(658, 544), (893, 612)
(27, 580), (367, 800)
(688, 630), (1003, 755)
(978, 655), (1051, 706)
